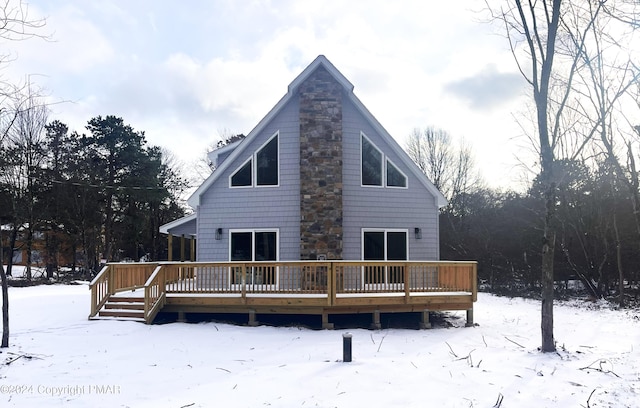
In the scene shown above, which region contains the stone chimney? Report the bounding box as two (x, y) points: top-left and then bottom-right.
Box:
(298, 66), (343, 260)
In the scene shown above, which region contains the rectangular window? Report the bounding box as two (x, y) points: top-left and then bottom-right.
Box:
(362, 229), (407, 287)
(230, 231), (252, 261)
(255, 231), (277, 261)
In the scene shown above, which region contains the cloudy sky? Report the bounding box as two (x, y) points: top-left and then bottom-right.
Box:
(4, 0), (532, 189)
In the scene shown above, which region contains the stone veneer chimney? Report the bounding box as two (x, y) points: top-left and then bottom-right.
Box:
(299, 66), (343, 260)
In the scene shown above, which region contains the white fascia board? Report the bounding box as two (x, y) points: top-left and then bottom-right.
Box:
(159, 213), (197, 235)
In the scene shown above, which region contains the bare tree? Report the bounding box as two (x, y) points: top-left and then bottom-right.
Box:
(0, 0), (47, 348)
(486, 0), (611, 352)
(3, 84), (48, 280)
(407, 127), (481, 211)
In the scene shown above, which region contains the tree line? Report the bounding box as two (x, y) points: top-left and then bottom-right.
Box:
(0, 102), (188, 279)
(408, 123), (640, 309)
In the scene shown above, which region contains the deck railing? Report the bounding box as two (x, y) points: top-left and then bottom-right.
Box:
(88, 262), (159, 319)
(143, 266), (166, 323)
(89, 260), (477, 323)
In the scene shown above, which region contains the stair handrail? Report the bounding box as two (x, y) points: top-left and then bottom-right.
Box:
(89, 264), (110, 287)
(88, 264), (111, 318)
(143, 265), (166, 324)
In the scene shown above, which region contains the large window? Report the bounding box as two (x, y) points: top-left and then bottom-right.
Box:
(256, 135), (278, 186)
(230, 229), (278, 286)
(230, 132), (279, 187)
(362, 135), (383, 186)
(361, 133), (407, 188)
(362, 229), (408, 287)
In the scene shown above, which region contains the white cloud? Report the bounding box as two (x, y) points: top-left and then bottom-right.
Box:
(16, 4), (115, 75)
(2, 0), (534, 189)
(445, 64), (526, 110)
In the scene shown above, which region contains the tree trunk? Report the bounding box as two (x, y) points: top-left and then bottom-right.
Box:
(0, 223), (7, 347)
(25, 226), (32, 281)
(8, 227), (18, 278)
(541, 186), (556, 352)
(0, 262), (8, 348)
(612, 207), (625, 307)
(625, 143), (640, 286)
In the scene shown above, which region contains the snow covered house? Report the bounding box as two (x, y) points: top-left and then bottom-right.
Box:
(89, 56), (477, 328)
(161, 55), (446, 264)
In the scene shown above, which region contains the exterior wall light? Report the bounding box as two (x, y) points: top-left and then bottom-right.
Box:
(414, 227), (422, 240)
(215, 228), (223, 240)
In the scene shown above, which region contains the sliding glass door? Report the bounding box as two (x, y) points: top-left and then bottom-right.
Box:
(362, 229), (407, 289)
(230, 230), (278, 287)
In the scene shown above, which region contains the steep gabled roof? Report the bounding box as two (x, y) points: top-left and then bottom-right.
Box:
(188, 55), (446, 208)
(207, 139), (242, 168)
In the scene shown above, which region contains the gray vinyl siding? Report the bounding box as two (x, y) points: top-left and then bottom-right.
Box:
(166, 218), (196, 237)
(194, 91), (440, 263)
(341, 97), (440, 260)
(215, 150), (234, 167)
(197, 96), (301, 261)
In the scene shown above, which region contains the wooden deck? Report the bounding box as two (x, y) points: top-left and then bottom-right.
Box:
(89, 261), (478, 328)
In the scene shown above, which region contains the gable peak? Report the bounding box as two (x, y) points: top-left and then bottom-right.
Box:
(288, 55), (354, 94)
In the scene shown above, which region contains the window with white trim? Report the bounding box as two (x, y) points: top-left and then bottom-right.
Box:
(361, 133), (407, 188)
(230, 132), (279, 187)
(229, 229), (278, 286)
(386, 159), (407, 188)
(362, 229), (408, 287)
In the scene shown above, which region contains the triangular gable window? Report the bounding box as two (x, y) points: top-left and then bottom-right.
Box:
(230, 132), (279, 188)
(231, 160), (252, 187)
(386, 159), (407, 188)
(361, 132), (407, 189)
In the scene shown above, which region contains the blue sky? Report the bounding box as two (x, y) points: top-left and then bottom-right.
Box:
(5, 0), (531, 188)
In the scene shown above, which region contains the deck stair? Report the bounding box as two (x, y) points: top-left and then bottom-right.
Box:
(97, 296), (145, 321)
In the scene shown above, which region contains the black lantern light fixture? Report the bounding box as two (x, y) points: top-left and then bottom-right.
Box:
(414, 227), (422, 240)
(215, 228), (223, 240)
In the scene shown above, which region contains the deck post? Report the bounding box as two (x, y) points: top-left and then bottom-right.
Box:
(370, 310), (381, 330)
(177, 311), (186, 323)
(167, 234), (173, 261)
(466, 308), (474, 327)
(420, 309), (432, 329)
(107, 266), (114, 296)
(180, 234), (185, 262)
(322, 311), (334, 330)
(248, 309), (259, 326)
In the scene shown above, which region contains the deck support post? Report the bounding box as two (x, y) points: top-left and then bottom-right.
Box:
(248, 310), (259, 327)
(180, 235), (186, 262)
(370, 310), (381, 330)
(177, 311), (186, 323)
(322, 311), (334, 330)
(419, 309), (432, 329)
(466, 308), (474, 327)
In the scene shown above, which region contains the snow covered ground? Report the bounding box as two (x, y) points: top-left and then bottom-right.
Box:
(0, 282), (638, 407)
